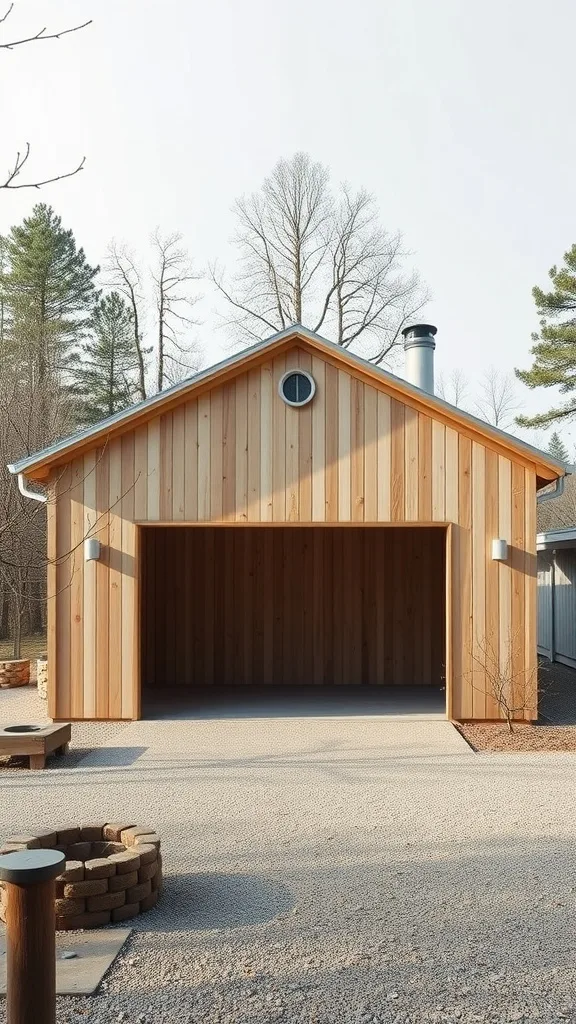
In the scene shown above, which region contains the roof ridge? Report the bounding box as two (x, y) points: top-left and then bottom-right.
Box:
(7, 324), (568, 480)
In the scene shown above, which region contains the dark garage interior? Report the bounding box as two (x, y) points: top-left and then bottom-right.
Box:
(140, 526), (446, 712)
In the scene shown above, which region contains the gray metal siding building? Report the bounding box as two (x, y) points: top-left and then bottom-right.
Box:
(537, 531), (576, 669)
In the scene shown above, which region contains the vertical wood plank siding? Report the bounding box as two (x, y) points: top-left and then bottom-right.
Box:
(141, 527), (445, 689)
(49, 344), (539, 721)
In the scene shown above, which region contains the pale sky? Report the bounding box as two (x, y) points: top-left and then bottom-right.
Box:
(2, 0), (576, 450)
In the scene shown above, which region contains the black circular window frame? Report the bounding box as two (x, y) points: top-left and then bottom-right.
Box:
(279, 370), (315, 407)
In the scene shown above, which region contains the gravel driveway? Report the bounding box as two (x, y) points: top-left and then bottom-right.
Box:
(1, 693), (576, 1024)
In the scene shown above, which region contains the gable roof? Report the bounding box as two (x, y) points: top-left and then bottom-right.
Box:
(7, 324), (569, 486)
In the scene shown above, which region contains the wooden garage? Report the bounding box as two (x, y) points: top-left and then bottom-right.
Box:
(8, 324), (565, 722)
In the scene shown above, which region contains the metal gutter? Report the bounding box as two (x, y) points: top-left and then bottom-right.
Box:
(536, 473), (569, 504)
(6, 323), (570, 479)
(537, 526), (576, 551)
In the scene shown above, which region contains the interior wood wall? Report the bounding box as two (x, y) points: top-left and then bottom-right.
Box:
(141, 526), (445, 690)
(48, 344), (538, 721)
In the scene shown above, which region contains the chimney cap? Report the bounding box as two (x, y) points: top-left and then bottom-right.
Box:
(401, 323), (437, 341)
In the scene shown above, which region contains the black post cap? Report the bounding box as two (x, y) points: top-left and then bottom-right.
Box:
(0, 849), (65, 885)
(401, 324), (438, 340)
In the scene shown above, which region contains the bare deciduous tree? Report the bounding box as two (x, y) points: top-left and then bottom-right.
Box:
(212, 152), (426, 363)
(0, 384), (138, 657)
(106, 242), (149, 401)
(474, 366), (520, 429)
(436, 368), (469, 408)
(213, 153), (331, 336)
(321, 186), (425, 362)
(470, 631), (539, 732)
(1, 3), (91, 192)
(0, 375), (68, 656)
(151, 231), (201, 390)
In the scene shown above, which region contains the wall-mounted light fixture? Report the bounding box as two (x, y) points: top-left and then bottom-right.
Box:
(84, 538), (101, 562)
(491, 538), (508, 562)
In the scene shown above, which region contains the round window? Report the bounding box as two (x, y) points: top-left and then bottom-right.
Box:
(278, 370), (316, 407)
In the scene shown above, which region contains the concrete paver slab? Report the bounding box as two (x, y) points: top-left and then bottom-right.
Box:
(0, 926), (131, 995)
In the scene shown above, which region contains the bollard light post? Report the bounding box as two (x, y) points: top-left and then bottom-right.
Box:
(0, 849), (65, 1024)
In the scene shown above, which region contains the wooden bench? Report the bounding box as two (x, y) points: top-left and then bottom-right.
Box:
(0, 723), (71, 770)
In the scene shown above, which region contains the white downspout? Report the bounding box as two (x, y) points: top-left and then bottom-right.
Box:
(17, 472), (47, 504)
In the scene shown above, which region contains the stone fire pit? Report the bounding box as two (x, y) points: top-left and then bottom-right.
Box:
(0, 823), (162, 930)
(0, 659), (30, 688)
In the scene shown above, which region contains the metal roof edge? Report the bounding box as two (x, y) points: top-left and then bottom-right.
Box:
(537, 526), (576, 550)
(7, 330), (286, 475)
(7, 322), (569, 479)
(317, 343), (569, 479)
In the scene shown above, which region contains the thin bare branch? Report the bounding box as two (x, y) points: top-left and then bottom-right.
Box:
(469, 631), (539, 732)
(0, 5), (92, 50)
(2, 143), (85, 190)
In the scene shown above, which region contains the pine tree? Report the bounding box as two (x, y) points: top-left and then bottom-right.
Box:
(0, 207), (98, 662)
(0, 204), (99, 413)
(516, 245), (576, 427)
(71, 293), (141, 424)
(547, 431), (570, 462)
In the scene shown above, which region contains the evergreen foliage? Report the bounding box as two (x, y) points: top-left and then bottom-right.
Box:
(547, 431), (570, 463)
(71, 292), (141, 423)
(516, 245), (576, 427)
(0, 203), (99, 399)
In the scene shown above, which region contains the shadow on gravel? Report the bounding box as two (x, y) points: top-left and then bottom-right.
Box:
(76, 746), (149, 768)
(0, 746), (149, 774)
(0, 747), (98, 772)
(134, 872), (294, 932)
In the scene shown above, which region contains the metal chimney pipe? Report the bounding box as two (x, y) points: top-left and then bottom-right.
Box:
(401, 324), (437, 394)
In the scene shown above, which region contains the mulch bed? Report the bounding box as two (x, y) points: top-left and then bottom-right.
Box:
(456, 722), (576, 752)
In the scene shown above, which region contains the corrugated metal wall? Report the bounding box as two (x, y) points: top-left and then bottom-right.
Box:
(537, 552), (553, 659)
(537, 549), (576, 668)
(553, 550), (576, 666)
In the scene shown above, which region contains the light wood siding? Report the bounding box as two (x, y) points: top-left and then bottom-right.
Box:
(48, 343), (539, 721)
(141, 527), (445, 689)
(524, 469), (537, 715)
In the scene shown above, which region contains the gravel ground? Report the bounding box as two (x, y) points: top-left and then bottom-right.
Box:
(1, 694), (576, 1023)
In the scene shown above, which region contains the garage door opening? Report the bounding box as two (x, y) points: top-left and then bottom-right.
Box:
(140, 526), (447, 718)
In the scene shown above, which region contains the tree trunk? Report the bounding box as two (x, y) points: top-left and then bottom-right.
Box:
(108, 338), (115, 416)
(30, 581), (44, 633)
(336, 286), (344, 345)
(12, 610), (22, 660)
(294, 238), (302, 323)
(131, 294), (147, 401)
(132, 299), (145, 399)
(0, 596), (9, 640)
(157, 293), (164, 392)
